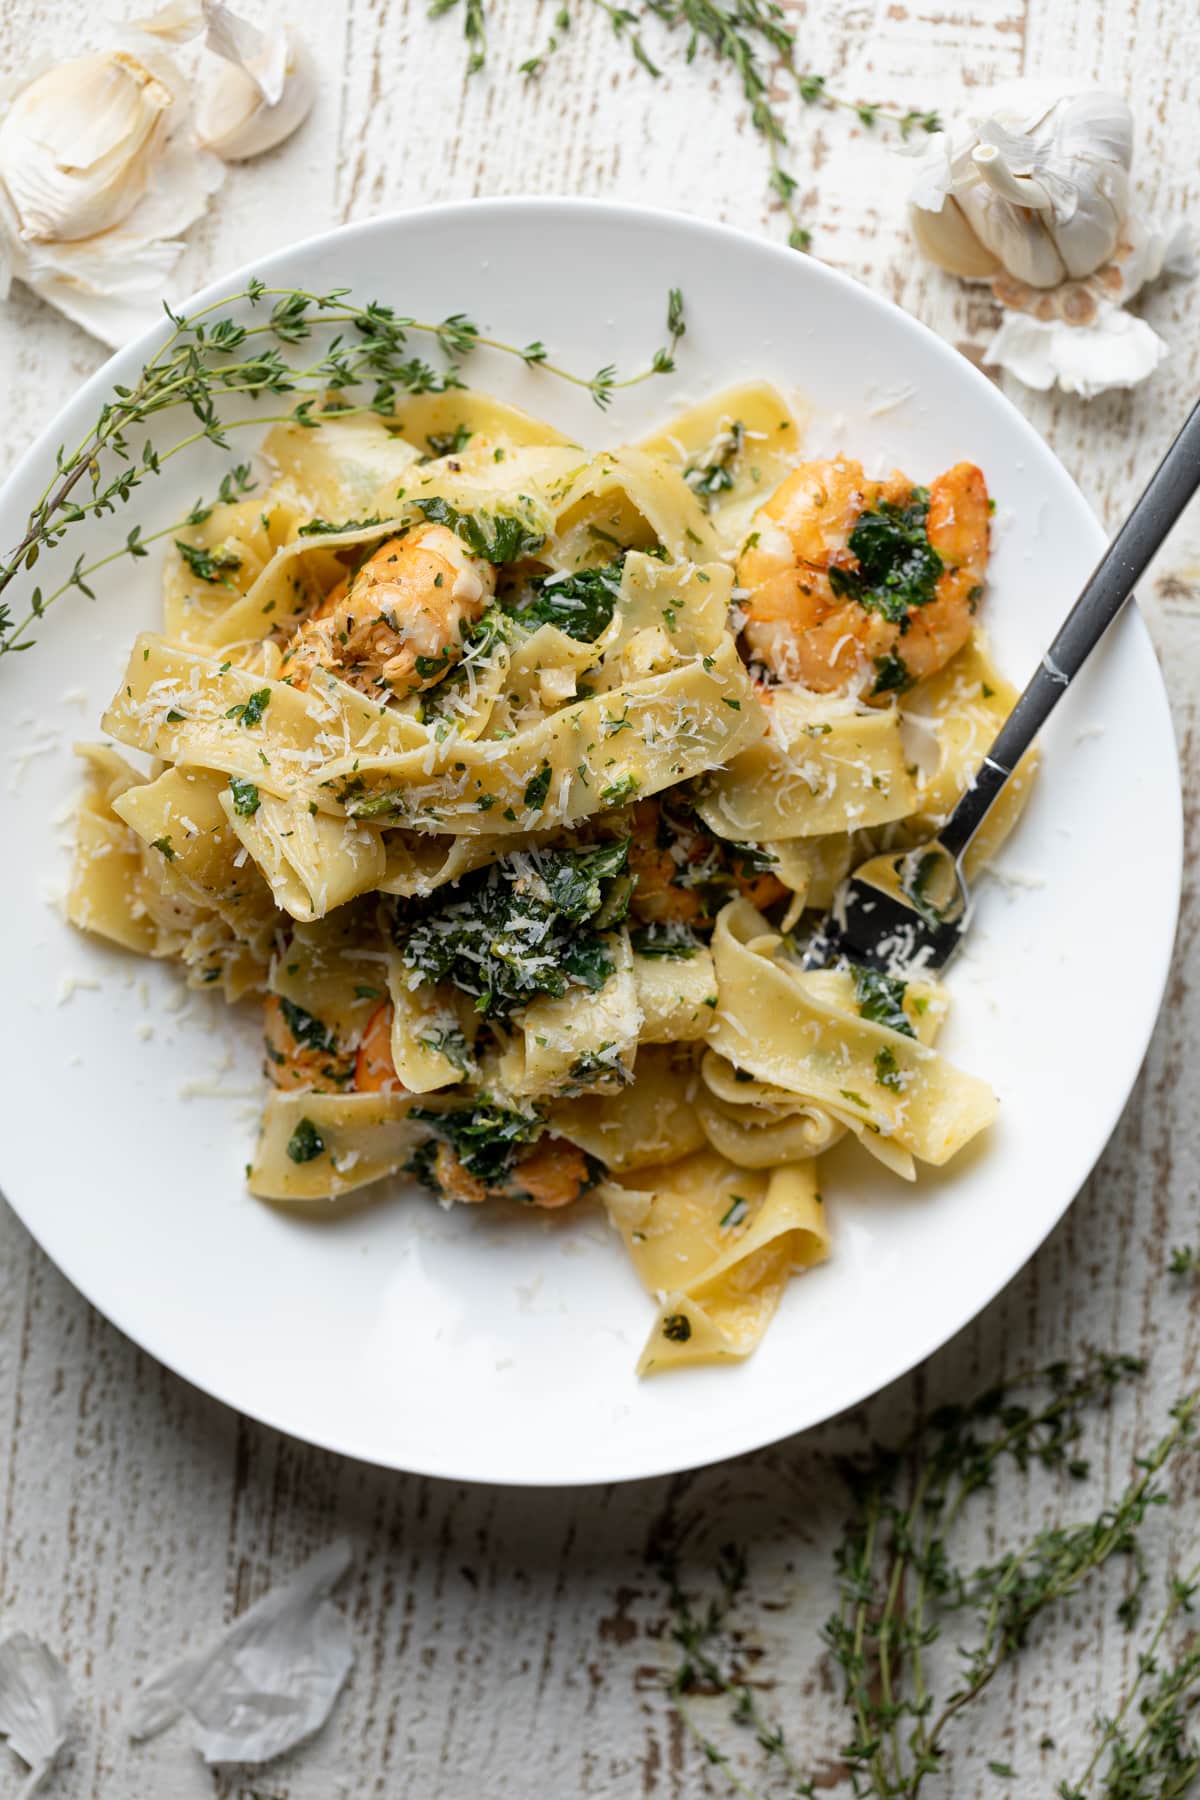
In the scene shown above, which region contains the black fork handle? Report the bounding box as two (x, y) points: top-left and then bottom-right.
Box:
(938, 397), (1200, 862)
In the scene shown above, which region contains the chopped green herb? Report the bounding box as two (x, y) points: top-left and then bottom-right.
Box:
(426, 424), (473, 456)
(278, 997), (336, 1054)
(600, 773), (640, 806)
(827, 489), (942, 625)
(684, 421), (744, 507)
(523, 761), (553, 811)
(151, 835), (175, 861)
(875, 1045), (904, 1091)
(226, 686), (271, 727)
(630, 921), (700, 960)
(720, 1196), (750, 1229)
(296, 514), (385, 537)
(871, 650), (914, 697)
(510, 557), (624, 642)
(413, 495), (545, 564)
(418, 1025), (471, 1073)
(662, 1313), (692, 1343)
(853, 965), (915, 1038)
(175, 539), (242, 583)
(229, 776), (261, 817)
(286, 1117), (326, 1163)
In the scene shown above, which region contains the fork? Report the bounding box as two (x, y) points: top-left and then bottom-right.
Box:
(802, 395), (1200, 975)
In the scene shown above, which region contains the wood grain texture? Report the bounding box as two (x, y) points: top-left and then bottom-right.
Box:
(0, 1), (1197, 1794)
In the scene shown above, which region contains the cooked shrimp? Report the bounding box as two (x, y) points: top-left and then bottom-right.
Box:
(263, 993), (354, 1092)
(354, 1001), (406, 1094)
(626, 799), (787, 924)
(626, 799), (706, 926)
(430, 1143), (488, 1204)
(738, 458), (989, 699)
(506, 1138), (593, 1209)
(424, 1134), (592, 1209)
(281, 523), (495, 700)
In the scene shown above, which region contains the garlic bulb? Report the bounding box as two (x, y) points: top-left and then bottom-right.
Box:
(911, 86), (1133, 288)
(908, 81), (1193, 396)
(195, 21), (315, 160)
(137, 0), (315, 161)
(0, 45), (223, 345)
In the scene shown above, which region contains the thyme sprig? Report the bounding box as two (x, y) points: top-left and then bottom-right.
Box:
(658, 1352), (1200, 1799)
(437, 0), (940, 249)
(0, 282), (685, 660)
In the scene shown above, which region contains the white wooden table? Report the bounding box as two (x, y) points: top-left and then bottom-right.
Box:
(1, 3), (1198, 1795)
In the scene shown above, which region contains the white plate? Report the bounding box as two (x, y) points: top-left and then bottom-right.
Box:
(0, 200), (1180, 1485)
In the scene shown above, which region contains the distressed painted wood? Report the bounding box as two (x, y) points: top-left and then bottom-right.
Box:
(1, 1), (1198, 1794)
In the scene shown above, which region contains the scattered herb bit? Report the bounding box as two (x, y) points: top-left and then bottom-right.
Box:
(684, 420), (744, 507)
(874, 1045), (903, 1091)
(569, 1042), (634, 1087)
(226, 686), (272, 727)
(828, 489), (942, 625)
(426, 423), (474, 456)
(871, 649), (915, 697)
(354, 984), (385, 1001)
(413, 495), (545, 564)
(296, 513), (385, 537)
(278, 997), (336, 1054)
(630, 921), (700, 960)
(418, 1025), (471, 1073)
(719, 1196), (749, 1229)
(853, 965), (915, 1038)
(286, 1117), (326, 1163)
(523, 761), (553, 811)
(662, 1312), (692, 1343)
(150, 835), (175, 861)
(510, 557), (624, 641)
(175, 539), (242, 583)
(229, 776), (261, 817)
(600, 773), (640, 806)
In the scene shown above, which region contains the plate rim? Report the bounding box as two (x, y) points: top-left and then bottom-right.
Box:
(0, 195), (1182, 1485)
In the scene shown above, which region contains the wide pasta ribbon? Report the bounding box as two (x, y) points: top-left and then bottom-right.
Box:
(707, 898), (996, 1176)
(605, 1148), (829, 1372)
(696, 688), (917, 840)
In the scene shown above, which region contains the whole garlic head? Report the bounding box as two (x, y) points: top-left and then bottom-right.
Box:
(907, 80), (1193, 397)
(910, 85), (1133, 288)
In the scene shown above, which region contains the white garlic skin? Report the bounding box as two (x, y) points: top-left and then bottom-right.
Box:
(910, 85), (1135, 290)
(0, 50), (177, 242)
(195, 25), (314, 160)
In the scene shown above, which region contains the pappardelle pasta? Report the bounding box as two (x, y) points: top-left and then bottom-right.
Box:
(69, 381), (1036, 1375)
